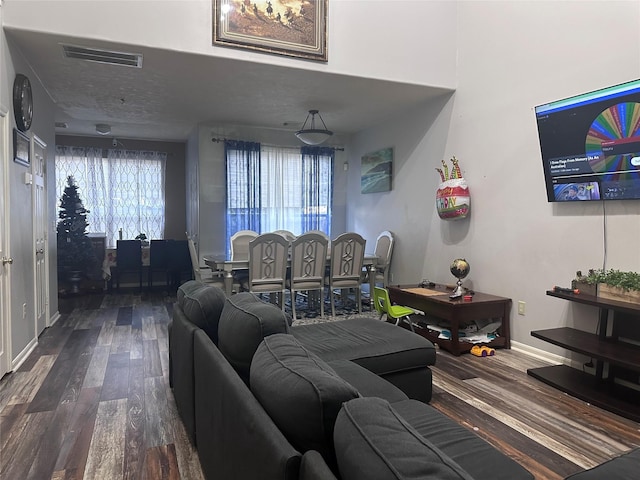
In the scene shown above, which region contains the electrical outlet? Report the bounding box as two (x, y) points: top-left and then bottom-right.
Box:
(389, 273), (394, 282)
(517, 301), (526, 315)
(22, 303), (27, 319)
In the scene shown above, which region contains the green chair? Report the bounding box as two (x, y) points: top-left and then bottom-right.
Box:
(373, 287), (416, 332)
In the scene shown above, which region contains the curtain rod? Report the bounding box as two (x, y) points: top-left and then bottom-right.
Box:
(211, 137), (344, 152)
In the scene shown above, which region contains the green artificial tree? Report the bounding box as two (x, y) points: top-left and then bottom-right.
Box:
(57, 176), (97, 275)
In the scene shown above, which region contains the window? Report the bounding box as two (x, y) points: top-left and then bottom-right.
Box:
(225, 141), (333, 254)
(55, 146), (166, 247)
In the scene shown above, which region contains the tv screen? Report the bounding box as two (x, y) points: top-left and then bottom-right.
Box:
(535, 78), (640, 202)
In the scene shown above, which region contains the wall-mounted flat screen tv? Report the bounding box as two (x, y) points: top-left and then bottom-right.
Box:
(535, 79), (640, 202)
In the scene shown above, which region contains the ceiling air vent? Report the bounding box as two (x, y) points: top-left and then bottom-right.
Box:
(62, 44), (143, 68)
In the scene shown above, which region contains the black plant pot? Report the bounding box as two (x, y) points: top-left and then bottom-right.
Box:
(67, 270), (83, 294)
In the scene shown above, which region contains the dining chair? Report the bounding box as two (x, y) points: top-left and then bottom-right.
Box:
(273, 230), (297, 242)
(148, 239), (173, 289)
(326, 232), (366, 316)
(187, 236), (225, 287)
(230, 230), (259, 261)
(364, 230), (395, 287)
(230, 230), (259, 290)
(115, 240), (143, 292)
(288, 232), (329, 319)
(373, 286), (415, 332)
(167, 240), (194, 289)
(247, 233), (289, 309)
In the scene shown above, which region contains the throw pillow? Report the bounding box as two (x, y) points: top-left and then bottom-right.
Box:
(178, 281), (226, 344)
(218, 292), (291, 381)
(250, 334), (359, 465)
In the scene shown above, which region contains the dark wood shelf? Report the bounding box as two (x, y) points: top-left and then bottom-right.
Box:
(413, 323), (507, 354)
(531, 327), (640, 372)
(527, 364), (640, 422)
(529, 291), (640, 423)
(546, 289), (640, 315)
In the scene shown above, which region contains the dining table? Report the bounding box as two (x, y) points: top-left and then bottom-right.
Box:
(203, 253), (379, 299)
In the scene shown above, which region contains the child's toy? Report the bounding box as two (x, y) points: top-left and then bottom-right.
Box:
(470, 345), (495, 357)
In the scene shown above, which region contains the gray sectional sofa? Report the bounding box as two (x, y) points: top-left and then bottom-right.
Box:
(168, 280), (639, 480)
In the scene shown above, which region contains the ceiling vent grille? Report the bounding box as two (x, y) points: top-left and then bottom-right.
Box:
(62, 44), (143, 68)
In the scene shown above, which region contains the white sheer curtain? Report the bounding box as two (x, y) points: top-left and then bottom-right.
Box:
(260, 146), (303, 234)
(55, 146), (166, 247)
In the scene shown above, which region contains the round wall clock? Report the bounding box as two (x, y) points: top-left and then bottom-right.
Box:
(13, 73), (33, 132)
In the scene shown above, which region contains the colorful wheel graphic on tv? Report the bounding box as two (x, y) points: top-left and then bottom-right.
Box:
(585, 102), (640, 181)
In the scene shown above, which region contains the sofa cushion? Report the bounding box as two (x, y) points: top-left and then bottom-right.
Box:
(218, 292), (291, 381)
(327, 360), (408, 404)
(250, 334), (359, 464)
(292, 317), (436, 373)
(564, 448), (640, 479)
(334, 397), (474, 480)
(391, 399), (534, 480)
(177, 280), (226, 344)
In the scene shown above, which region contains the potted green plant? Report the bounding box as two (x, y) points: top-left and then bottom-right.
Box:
(574, 269), (640, 302)
(135, 233), (149, 246)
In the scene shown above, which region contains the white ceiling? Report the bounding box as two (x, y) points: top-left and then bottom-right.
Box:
(6, 28), (452, 143)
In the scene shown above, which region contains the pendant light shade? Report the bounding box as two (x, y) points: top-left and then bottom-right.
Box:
(295, 110), (333, 145)
(95, 123), (111, 135)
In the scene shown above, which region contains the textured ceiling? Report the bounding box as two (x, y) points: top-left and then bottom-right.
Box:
(6, 28), (452, 142)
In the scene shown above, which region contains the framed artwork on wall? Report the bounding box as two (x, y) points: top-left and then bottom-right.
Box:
(213, 0), (328, 62)
(13, 128), (30, 167)
(361, 147), (393, 194)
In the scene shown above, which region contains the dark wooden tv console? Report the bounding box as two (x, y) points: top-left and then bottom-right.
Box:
(528, 290), (640, 422)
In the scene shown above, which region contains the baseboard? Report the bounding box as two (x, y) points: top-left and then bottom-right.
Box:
(49, 311), (61, 327)
(11, 337), (37, 372)
(510, 340), (569, 366)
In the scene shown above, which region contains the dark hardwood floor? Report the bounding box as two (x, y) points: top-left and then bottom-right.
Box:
(0, 291), (638, 480)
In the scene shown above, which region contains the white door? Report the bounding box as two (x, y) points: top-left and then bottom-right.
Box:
(0, 111), (11, 377)
(32, 135), (48, 333)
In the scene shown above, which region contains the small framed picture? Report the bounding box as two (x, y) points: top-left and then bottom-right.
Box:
(13, 128), (30, 167)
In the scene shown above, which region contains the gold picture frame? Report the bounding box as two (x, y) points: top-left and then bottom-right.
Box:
(213, 0), (328, 62)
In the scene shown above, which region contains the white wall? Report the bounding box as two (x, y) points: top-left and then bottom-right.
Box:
(2, 0), (457, 89)
(348, 0), (640, 356)
(3, 25), (57, 364)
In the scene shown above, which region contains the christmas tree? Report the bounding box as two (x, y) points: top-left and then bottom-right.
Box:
(57, 176), (97, 271)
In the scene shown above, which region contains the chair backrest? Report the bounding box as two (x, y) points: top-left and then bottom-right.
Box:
(116, 240), (142, 269)
(305, 230), (329, 240)
(374, 231), (395, 270)
(290, 232), (329, 288)
(247, 233), (289, 293)
(150, 239), (171, 269)
(273, 230), (297, 242)
(230, 230), (259, 261)
(373, 286), (390, 316)
(168, 240), (191, 274)
(329, 232), (366, 287)
(188, 237), (206, 282)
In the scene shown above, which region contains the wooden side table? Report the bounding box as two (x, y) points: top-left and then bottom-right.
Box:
(388, 285), (512, 355)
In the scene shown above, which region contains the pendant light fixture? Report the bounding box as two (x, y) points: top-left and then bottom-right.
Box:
(295, 110), (333, 145)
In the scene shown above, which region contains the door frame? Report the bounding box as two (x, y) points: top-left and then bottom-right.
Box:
(32, 134), (49, 331)
(0, 107), (11, 377)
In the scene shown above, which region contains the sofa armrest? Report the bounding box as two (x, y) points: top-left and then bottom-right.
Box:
(193, 330), (301, 480)
(169, 306), (201, 444)
(300, 451), (338, 480)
